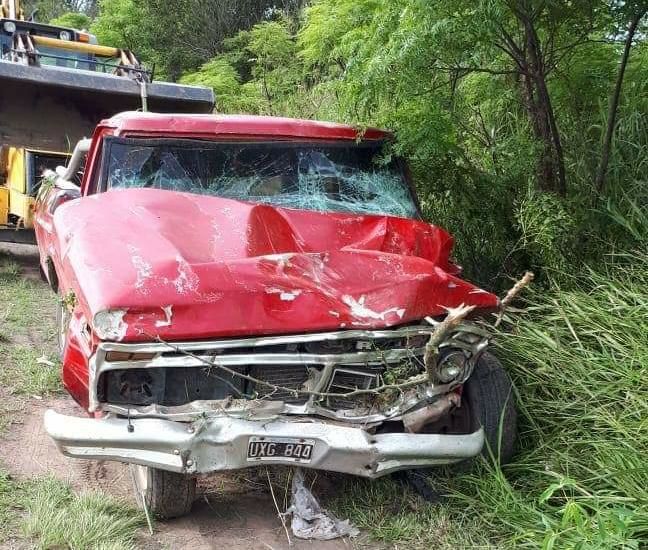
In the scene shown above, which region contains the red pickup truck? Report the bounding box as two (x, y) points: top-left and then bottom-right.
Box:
(35, 112), (516, 518)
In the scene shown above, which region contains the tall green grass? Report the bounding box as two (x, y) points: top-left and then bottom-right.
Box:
(332, 252), (647, 548)
(450, 252), (648, 547)
(21, 477), (145, 550)
(0, 471), (145, 549)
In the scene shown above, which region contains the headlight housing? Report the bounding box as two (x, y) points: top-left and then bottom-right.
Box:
(3, 21), (17, 34)
(436, 350), (468, 383)
(59, 30), (71, 41)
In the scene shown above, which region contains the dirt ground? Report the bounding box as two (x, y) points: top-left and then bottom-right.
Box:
(0, 244), (358, 550)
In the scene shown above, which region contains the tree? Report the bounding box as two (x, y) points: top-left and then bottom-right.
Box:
(595, 2), (648, 194)
(180, 20), (302, 114)
(91, 0), (307, 80)
(91, 0), (146, 52)
(22, 0), (97, 22)
(49, 11), (91, 28)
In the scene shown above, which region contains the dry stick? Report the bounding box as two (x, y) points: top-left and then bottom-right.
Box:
(266, 467), (292, 547)
(128, 464), (154, 535)
(494, 271), (535, 328)
(423, 304), (476, 380)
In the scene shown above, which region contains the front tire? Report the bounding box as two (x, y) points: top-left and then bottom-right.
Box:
(464, 351), (517, 464)
(131, 465), (196, 519)
(398, 352), (517, 500)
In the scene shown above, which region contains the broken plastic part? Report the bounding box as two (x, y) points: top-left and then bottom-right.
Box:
(286, 468), (359, 540)
(93, 309), (128, 341)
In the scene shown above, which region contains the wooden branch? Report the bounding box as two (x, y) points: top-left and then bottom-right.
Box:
(495, 271), (535, 328)
(434, 65), (519, 76)
(155, 337), (439, 399)
(150, 306), (481, 401)
(423, 305), (475, 380)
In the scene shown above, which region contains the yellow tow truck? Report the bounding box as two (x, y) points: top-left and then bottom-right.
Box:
(0, 146), (71, 242)
(0, 0), (214, 242)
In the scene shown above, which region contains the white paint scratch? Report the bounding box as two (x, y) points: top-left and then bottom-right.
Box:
(262, 253), (295, 270)
(128, 245), (153, 293)
(265, 287), (302, 301)
(155, 305), (173, 327)
(342, 294), (406, 321)
(469, 288), (489, 294)
(171, 255), (199, 294)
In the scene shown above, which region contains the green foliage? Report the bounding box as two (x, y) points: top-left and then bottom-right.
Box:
(91, 0), (144, 52)
(48, 11), (91, 29)
(0, 470), (17, 543)
(22, 477), (145, 549)
(181, 19), (303, 114)
(453, 251), (648, 547)
(515, 187), (576, 274)
(181, 58), (243, 110)
(0, 257), (60, 399)
(330, 477), (493, 548)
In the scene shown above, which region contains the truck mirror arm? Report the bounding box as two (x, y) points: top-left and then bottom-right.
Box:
(55, 138), (91, 186)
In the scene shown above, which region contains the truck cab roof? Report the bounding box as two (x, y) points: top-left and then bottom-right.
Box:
(100, 112), (392, 142)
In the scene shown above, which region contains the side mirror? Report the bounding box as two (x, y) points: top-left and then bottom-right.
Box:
(38, 172), (81, 215)
(48, 187), (81, 215)
(53, 174), (81, 192)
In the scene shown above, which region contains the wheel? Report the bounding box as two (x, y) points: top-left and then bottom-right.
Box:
(131, 465), (196, 519)
(397, 352), (517, 500)
(463, 351), (517, 464)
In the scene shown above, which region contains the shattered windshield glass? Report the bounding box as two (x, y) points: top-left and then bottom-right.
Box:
(101, 137), (418, 218)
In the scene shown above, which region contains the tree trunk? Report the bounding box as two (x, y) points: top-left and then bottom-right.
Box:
(522, 16), (567, 196)
(595, 9), (647, 195)
(520, 72), (557, 192)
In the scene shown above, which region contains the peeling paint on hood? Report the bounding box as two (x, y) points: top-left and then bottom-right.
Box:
(53, 188), (499, 342)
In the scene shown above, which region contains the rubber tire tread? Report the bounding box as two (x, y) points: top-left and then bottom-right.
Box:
(464, 351), (517, 464)
(145, 468), (196, 519)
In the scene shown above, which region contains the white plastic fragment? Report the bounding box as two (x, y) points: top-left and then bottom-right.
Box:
(93, 309), (128, 341)
(285, 469), (359, 541)
(36, 356), (55, 367)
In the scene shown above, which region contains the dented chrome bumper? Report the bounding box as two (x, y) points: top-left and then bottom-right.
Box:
(44, 409), (484, 477)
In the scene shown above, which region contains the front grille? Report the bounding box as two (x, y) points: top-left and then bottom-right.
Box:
(326, 366), (382, 410)
(248, 365), (313, 403)
(98, 366), (246, 406)
(96, 326), (433, 411)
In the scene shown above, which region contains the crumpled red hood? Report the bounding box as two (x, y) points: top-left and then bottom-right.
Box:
(53, 188), (498, 341)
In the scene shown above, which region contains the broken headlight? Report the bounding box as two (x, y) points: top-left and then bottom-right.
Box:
(435, 349), (468, 384)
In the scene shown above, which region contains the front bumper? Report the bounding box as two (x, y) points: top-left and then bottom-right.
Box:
(44, 410), (484, 477)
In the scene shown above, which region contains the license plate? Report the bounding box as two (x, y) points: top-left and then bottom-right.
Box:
(247, 437), (314, 463)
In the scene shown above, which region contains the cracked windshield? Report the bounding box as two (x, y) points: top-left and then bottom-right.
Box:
(102, 138), (418, 218)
